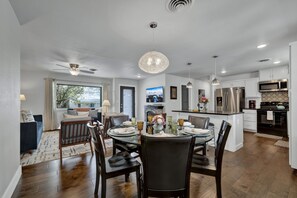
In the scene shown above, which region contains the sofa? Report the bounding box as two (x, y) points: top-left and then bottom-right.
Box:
(20, 115), (43, 153)
(65, 108), (102, 122)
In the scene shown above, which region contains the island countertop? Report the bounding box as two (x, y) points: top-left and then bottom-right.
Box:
(172, 110), (244, 116)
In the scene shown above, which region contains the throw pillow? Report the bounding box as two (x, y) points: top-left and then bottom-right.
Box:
(63, 114), (89, 119)
(67, 109), (78, 115)
(21, 110), (35, 122)
(89, 109), (98, 118)
(77, 111), (89, 116)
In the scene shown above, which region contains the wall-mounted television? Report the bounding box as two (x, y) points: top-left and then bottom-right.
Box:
(146, 86), (164, 103)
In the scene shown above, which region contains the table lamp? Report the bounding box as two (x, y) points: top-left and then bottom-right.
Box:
(102, 99), (111, 115)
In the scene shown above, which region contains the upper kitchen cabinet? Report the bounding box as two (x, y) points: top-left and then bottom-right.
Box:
(259, 66), (289, 81)
(245, 78), (261, 98)
(220, 80), (245, 88)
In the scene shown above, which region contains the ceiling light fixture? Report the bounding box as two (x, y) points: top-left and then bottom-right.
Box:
(221, 70), (226, 74)
(136, 74), (142, 78)
(212, 56), (220, 86)
(273, 60), (281, 64)
(257, 43), (268, 49)
(138, 22), (169, 74)
(186, 62), (193, 89)
(69, 64), (80, 76)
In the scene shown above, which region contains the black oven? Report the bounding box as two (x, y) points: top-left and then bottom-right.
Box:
(257, 110), (288, 137)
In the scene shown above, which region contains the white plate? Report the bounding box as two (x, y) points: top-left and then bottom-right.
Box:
(183, 128), (210, 136)
(109, 129), (137, 137)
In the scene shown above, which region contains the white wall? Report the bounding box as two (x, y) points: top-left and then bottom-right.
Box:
(137, 74), (166, 120)
(113, 78), (138, 115)
(0, 0), (21, 197)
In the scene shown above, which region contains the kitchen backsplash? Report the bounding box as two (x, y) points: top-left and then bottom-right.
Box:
(261, 91), (289, 102)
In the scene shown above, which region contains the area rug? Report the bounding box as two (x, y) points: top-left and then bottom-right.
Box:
(274, 140), (289, 148)
(20, 131), (113, 166)
(254, 133), (282, 140)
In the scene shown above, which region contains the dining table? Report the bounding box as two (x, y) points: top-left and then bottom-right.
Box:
(107, 126), (214, 147)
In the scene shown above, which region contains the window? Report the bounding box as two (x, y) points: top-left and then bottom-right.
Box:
(56, 83), (102, 109)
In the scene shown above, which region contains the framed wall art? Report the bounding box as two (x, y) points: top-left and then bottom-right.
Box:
(170, 86), (177, 99)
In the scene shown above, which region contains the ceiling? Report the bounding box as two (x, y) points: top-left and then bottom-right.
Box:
(10, 0), (297, 79)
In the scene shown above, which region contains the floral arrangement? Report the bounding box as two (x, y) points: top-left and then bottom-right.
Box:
(152, 114), (165, 125)
(200, 96), (209, 103)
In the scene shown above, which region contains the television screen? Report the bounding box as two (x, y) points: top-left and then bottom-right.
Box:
(146, 86), (164, 103)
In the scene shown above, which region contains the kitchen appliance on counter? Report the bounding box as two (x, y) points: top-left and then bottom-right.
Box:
(249, 100), (256, 109)
(258, 79), (288, 92)
(257, 101), (289, 137)
(215, 87), (245, 113)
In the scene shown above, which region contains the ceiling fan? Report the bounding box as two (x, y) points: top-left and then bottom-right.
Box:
(55, 63), (96, 76)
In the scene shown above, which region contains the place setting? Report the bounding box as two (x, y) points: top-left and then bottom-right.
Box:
(108, 126), (138, 137)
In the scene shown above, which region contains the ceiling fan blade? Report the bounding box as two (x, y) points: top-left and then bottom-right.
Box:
(56, 64), (69, 69)
(80, 70), (95, 74)
(53, 69), (68, 71)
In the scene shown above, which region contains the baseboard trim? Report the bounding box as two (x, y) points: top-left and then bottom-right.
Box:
(2, 165), (22, 198)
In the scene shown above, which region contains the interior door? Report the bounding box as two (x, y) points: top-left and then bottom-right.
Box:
(120, 86), (135, 118)
(181, 85), (189, 110)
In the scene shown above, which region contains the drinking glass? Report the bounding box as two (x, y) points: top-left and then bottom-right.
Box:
(178, 118), (184, 128)
(147, 115), (153, 123)
(131, 117), (136, 126)
(137, 121), (144, 134)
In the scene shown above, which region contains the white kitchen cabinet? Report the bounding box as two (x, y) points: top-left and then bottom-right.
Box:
(259, 66), (289, 81)
(220, 80), (245, 88)
(245, 78), (261, 98)
(243, 109), (257, 132)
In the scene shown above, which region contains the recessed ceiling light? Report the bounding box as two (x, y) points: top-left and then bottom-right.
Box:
(136, 74), (142, 78)
(221, 70), (226, 74)
(273, 61), (281, 64)
(257, 44), (268, 49)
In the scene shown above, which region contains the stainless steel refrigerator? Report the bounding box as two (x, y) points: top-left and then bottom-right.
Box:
(215, 87), (245, 112)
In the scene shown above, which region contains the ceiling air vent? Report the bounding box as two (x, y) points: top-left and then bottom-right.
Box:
(167, 0), (193, 12)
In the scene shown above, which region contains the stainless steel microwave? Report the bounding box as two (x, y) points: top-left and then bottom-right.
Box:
(258, 79), (288, 92)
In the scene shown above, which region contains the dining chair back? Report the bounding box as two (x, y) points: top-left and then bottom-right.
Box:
(191, 120), (232, 198)
(141, 135), (195, 198)
(110, 115), (129, 127)
(87, 123), (141, 198)
(188, 115), (210, 155)
(188, 115), (210, 129)
(109, 115), (138, 155)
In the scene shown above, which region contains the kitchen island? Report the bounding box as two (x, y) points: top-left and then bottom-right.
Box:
(172, 110), (244, 152)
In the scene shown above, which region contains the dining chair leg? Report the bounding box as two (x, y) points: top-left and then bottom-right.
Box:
(125, 173), (130, 182)
(59, 147), (62, 165)
(216, 176), (222, 198)
(101, 178), (106, 198)
(203, 143), (207, 155)
(89, 140), (94, 155)
(94, 167), (100, 194)
(136, 169), (141, 198)
(112, 139), (116, 155)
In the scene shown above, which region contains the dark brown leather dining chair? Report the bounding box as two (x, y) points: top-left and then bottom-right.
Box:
(188, 115), (210, 155)
(141, 135), (195, 198)
(191, 120), (232, 198)
(87, 123), (141, 198)
(110, 115), (138, 155)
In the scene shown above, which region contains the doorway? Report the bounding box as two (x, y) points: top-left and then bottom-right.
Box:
(181, 85), (189, 110)
(120, 86), (135, 118)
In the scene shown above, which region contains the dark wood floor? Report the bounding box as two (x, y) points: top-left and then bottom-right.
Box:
(13, 132), (297, 198)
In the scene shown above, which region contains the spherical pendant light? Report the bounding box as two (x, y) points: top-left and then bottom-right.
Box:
(138, 51), (169, 74)
(138, 22), (169, 74)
